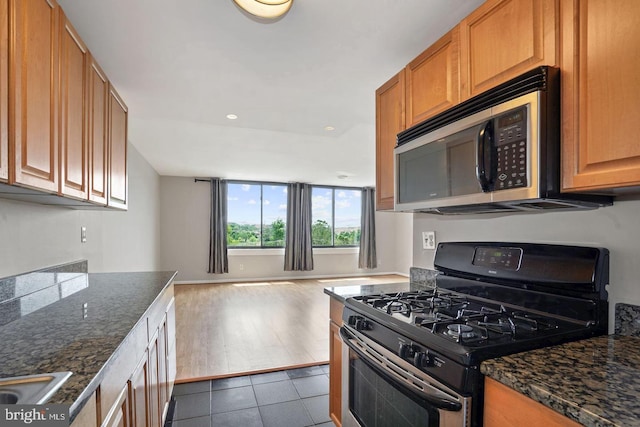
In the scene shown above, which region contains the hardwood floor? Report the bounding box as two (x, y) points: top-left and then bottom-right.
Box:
(174, 274), (406, 383)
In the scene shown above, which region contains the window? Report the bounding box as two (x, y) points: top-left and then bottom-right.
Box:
(227, 181), (361, 249)
(312, 187), (361, 247)
(227, 182), (287, 247)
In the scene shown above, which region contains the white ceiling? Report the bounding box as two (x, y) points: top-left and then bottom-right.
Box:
(58, 0), (484, 187)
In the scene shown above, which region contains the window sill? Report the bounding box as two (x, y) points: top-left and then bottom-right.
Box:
(228, 247), (359, 256)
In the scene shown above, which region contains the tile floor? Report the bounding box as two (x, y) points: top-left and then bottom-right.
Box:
(167, 364), (334, 427)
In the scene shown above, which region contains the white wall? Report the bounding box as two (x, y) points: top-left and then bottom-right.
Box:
(0, 144), (161, 277)
(159, 176), (412, 282)
(411, 197), (640, 330)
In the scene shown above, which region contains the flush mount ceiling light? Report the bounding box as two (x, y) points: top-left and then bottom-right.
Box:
(232, 0), (293, 19)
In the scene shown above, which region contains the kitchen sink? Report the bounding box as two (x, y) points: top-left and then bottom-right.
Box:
(0, 372), (72, 404)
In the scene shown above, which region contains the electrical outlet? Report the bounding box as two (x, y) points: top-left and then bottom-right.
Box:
(422, 231), (436, 249)
(81, 226), (87, 243)
(239, 263), (244, 271)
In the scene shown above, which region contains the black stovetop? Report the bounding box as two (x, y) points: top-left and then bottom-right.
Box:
(343, 242), (610, 367)
(353, 287), (580, 347)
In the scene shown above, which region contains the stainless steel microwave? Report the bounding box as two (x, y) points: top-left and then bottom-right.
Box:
(394, 67), (612, 214)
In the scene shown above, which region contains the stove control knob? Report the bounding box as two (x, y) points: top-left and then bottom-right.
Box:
(414, 351), (433, 368)
(347, 315), (360, 326)
(354, 318), (370, 331)
(398, 343), (413, 359)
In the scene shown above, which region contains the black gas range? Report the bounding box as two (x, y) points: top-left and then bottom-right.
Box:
(340, 242), (609, 427)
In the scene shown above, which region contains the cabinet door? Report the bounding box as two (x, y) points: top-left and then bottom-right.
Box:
(108, 85), (128, 209)
(158, 316), (168, 421)
(560, 0), (640, 191)
(9, 0), (59, 192)
(405, 27), (460, 128)
(484, 377), (581, 427)
(459, 0), (557, 99)
(148, 329), (161, 427)
(59, 10), (88, 199)
(375, 70), (405, 211)
(328, 298), (343, 427)
(0, 0), (7, 181)
(129, 352), (148, 427)
(329, 321), (342, 427)
(101, 384), (130, 427)
(88, 57), (109, 204)
(165, 297), (176, 407)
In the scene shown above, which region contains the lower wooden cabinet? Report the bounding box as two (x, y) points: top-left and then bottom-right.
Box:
(129, 352), (149, 427)
(101, 384), (130, 427)
(484, 377), (580, 427)
(70, 390), (98, 427)
(329, 297), (344, 427)
(147, 329), (161, 427)
(70, 285), (175, 427)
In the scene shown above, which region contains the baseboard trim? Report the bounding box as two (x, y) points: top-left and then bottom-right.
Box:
(174, 271), (408, 285)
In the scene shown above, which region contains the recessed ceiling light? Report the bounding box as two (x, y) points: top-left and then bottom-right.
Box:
(226, 114), (238, 120)
(324, 126), (335, 131)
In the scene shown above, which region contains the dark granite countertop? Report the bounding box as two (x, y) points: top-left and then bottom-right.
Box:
(324, 281), (413, 302)
(324, 268), (438, 302)
(481, 335), (640, 427)
(0, 271), (177, 421)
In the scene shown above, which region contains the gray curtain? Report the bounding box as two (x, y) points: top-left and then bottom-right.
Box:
(208, 178), (228, 274)
(358, 187), (377, 269)
(284, 183), (314, 271)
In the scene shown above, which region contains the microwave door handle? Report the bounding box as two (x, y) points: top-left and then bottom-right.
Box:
(476, 120), (494, 192)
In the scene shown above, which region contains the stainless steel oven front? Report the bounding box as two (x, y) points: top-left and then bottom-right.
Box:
(340, 325), (471, 427)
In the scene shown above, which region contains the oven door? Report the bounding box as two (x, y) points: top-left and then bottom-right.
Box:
(340, 326), (470, 427)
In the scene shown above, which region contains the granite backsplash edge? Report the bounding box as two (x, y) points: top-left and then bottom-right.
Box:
(0, 260), (88, 326)
(409, 267), (438, 287)
(615, 303), (640, 336)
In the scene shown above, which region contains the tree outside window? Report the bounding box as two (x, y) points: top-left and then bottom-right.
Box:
(312, 187), (361, 247)
(227, 181), (361, 249)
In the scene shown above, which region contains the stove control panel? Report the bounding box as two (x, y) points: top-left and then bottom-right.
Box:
(472, 246), (523, 271)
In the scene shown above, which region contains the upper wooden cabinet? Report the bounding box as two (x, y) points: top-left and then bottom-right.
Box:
(108, 86), (128, 210)
(0, 0), (8, 182)
(9, 0), (60, 193)
(405, 27), (460, 128)
(0, 0), (128, 208)
(88, 57), (109, 205)
(375, 70), (405, 211)
(459, 0), (558, 99)
(59, 10), (89, 200)
(560, 0), (640, 192)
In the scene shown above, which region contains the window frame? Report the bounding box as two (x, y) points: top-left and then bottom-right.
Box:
(226, 180), (362, 250)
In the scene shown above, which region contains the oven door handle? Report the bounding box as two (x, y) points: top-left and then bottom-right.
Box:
(340, 327), (463, 412)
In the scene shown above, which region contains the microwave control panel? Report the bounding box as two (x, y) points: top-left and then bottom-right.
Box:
(495, 107), (527, 190)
